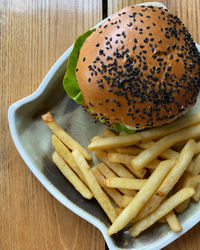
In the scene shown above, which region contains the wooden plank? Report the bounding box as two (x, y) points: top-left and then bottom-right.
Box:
(0, 0), (104, 249)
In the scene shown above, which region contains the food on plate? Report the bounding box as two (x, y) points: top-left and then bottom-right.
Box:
(72, 150), (118, 222)
(52, 135), (86, 182)
(131, 124), (200, 169)
(165, 210), (182, 233)
(88, 112), (200, 150)
(63, 5), (200, 132)
(133, 139), (195, 222)
(52, 151), (93, 199)
(42, 111), (200, 238)
(130, 187), (195, 237)
(92, 167), (124, 208)
(41, 112), (91, 160)
(107, 160), (174, 235)
(175, 174), (200, 213)
(104, 177), (147, 190)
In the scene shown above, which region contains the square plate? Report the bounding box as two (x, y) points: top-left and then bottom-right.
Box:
(8, 2), (200, 249)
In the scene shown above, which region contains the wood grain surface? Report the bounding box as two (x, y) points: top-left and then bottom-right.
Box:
(1, 0), (200, 249)
(0, 1), (104, 250)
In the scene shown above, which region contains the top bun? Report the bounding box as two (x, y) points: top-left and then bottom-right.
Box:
(76, 5), (200, 129)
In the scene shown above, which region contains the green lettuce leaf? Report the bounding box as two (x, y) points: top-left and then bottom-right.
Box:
(63, 29), (95, 104)
(113, 122), (135, 134)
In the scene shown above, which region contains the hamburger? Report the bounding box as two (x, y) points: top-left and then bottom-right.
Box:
(63, 5), (200, 132)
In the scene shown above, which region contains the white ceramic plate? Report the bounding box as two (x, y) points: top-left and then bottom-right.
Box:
(8, 2), (200, 249)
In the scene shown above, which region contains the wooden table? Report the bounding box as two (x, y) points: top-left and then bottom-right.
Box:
(1, 0), (200, 249)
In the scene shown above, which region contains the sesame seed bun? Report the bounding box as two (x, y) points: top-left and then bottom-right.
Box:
(76, 5), (200, 129)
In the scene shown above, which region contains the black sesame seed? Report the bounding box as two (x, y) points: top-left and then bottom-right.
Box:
(96, 43), (100, 47)
(177, 52), (184, 57)
(135, 108), (140, 113)
(167, 66), (172, 71)
(83, 57), (86, 62)
(132, 45), (137, 51)
(75, 68), (78, 72)
(134, 38), (138, 43)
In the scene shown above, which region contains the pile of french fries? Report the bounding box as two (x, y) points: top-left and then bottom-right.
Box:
(42, 112), (200, 238)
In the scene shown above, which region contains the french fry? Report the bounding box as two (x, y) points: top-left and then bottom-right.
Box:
(94, 150), (134, 178)
(42, 112), (91, 160)
(52, 135), (85, 183)
(116, 146), (142, 155)
(91, 135), (103, 142)
(88, 112), (200, 151)
(96, 162), (136, 196)
(116, 207), (123, 215)
(193, 183), (200, 201)
(91, 135), (116, 153)
(188, 154), (200, 175)
(195, 141), (200, 155)
(124, 163), (147, 179)
(108, 160), (174, 236)
(130, 188), (195, 237)
(175, 174), (200, 213)
(140, 141), (179, 160)
(92, 167), (123, 208)
(104, 130), (142, 155)
(106, 151), (147, 178)
(145, 159), (161, 169)
(121, 195), (134, 207)
(104, 177), (147, 190)
(158, 217), (166, 223)
(134, 139), (195, 222)
(52, 152), (93, 199)
(72, 150), (118, 222)
(103, 129), (117, 137)
(108, 152), (134, 165)
(132, 126), (200, 169)
(187, 161), (196, 175)
(165, 211), (182, 232)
